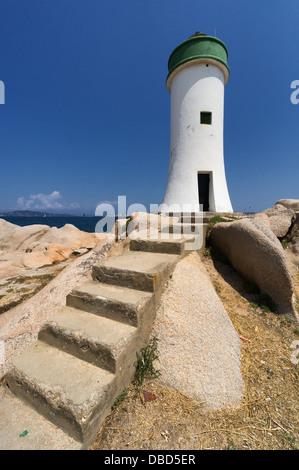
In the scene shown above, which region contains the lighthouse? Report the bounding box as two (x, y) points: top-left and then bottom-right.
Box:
(162, 33), (233, 213)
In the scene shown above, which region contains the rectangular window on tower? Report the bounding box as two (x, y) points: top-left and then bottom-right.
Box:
(200, 111), (212, 125)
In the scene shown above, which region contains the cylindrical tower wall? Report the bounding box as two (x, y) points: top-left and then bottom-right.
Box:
(162, 35), (233, 213)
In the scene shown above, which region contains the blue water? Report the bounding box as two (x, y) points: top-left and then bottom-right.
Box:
(0, 216), (117, 233)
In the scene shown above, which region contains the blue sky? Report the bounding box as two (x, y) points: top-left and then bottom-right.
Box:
(0, 0), (298, 215)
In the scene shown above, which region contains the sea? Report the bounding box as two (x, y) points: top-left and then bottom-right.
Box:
(0, 216), (118, 233)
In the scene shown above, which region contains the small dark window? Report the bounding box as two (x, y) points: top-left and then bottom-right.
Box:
(200, 111), (212, 125)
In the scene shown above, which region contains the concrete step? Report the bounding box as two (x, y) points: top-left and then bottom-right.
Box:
(39, 306), (137, 373)
(159, 223), (208, 258)
(166, 212), (240, 223)
(163, 212), (210, 223)
(92, 251), (179, 296)
(180, 215), (210, 224)
(160, 222), (208, 235)
(181, 216), (210, 224)
(5, 341), (115, 446)
(2, 219), (189, 449)
(130, 236), (190, 255)
(0, 385), (81, 450)
(66, 281), (154, 327)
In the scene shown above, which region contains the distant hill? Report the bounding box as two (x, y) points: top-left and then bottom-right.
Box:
(0, 210), (76, 217)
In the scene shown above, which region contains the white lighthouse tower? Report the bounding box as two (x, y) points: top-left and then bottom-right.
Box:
(162, 32), (233, 213)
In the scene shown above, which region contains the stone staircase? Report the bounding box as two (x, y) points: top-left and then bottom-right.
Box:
(1, 218), (209, 449)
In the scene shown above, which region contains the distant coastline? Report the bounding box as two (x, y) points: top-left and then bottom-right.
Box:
(0, 211), (118, 233)
(0, 210), (78, 217)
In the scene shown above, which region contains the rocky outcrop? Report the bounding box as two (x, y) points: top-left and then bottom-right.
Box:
(0, 220), (49, 252)
(277, 199), (299, 212)
(211, 215), (299, 325)
(262, 200), (299, 272)
(285, 212), (299, 271)
(0, 219), (104, 279)
(263, 203), (295, 238)
(153, 251), (243, 410)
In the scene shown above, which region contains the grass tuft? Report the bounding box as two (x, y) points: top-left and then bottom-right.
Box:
(134, 336), (161, 388)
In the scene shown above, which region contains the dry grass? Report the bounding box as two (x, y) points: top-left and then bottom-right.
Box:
(90, 256), (299, 451)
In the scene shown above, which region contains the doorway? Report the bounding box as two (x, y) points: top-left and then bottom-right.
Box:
(198, 173), (210, 212)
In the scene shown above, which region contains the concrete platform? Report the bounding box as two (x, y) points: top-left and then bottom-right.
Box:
(0, 385), (81, 450)
(5, 341), (115, 444)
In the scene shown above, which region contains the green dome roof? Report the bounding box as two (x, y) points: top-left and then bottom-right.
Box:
(167, 34), (230, 86)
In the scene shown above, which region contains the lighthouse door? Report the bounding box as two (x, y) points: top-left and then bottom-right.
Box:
(198, 173), (210, 212)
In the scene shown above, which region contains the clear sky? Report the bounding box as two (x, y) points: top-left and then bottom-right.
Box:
(0, 0), (298, 215)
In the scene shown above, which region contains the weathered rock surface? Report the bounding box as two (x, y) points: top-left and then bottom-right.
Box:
(0, 259), (77, 317)
(277, 199), (299, 212)
(263, 203), (295, 238)
(0, 220), (49, 251)
(285, 212), (299, 271)
(0, 219), (103, 279)
(261, 200), (299, 273)
(153, 251), (244, 411)
(211, 216), (299, 325)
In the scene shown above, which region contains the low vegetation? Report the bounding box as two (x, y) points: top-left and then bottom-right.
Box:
(111, 337), (161, 411)
(205, 216), (230, 243)
(134, 336), (161, 388)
